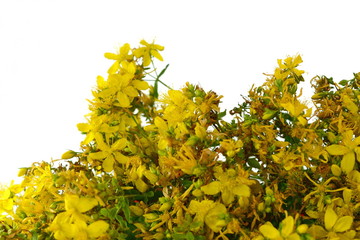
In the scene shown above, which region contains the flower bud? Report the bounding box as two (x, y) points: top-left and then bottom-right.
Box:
(326, 132), (337, 143)
(257, 202), (265, 212)
(144, 170), (158, 184)
(297, 224), (308, 234)
(18, 168), (28, 177)
(185, 136), (199, 146)
(265, 187), (274, 196)
(129, 205), (144, 216)
(135, 178), (148, 193)
(159, 202), (172, 212)
(143, 213), (159, 221)
(61, 150), (77, 159)
(331, 164), (341, 177)
(192, 189), (203, 197)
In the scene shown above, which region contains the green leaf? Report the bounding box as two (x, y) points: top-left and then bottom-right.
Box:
(248, 157), (261, 169)
(115, 215), (128, 229)
(262, 108), (277, 120)
(275, 79), (283, 91)
(157, 64), (169, 79)
(173, 232), (195, 240)
(217, 110), (227, 119)
(100, 208), (109, 218)
(144, 191), (155, 198)
(31, 231), (39, 240)
(339, 80), (348, 86)
(118, 196), (131, 223)
(109, 208), (118, 219)
(152, 64), (170, 99)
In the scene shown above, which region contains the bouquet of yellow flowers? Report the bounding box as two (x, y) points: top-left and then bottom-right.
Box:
(1, 40), (359, 240)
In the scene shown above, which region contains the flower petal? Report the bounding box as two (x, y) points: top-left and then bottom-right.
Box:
(132, 80), (149, 90)
(102, 156), (114, 172)
(260, 223), (281, 239)
(355, 147), (360, 163)
(324, 207), (338, 231)
(281, 216), (295, 237)
(117, 92), (131, 108)
(111, 138), (127, 150)
(201, 181), (221, 195)
(232, 184), (251, 198)
(333, 216), (353, 232)
(307, 225), (327, 239)
(77, 197), (98, 213)
(341, 152), (355, 174)
(87, 220), (109, 238)
(204, 203), (228, 232)
(114, 152), (129, 164)
(123, 86), (138, 97)
(77, 123), (90, 132)
(326, 145), (350, 155)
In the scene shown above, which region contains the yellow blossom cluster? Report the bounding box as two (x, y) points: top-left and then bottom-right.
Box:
(0, 40), (359, 239)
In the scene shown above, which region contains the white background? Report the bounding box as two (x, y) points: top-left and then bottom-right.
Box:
(0, 0), (359, 184)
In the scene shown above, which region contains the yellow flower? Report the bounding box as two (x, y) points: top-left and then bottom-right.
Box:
(308, 207), (354, 239)
(204, 203), (228, 232)
(93, 58), (149, 110)
(64, 194), (98, 219)
(259, 215), (301, 240)
(272, 148), (301, 170)
(324, 207), (353, 232)
(275, 55), (304, 81)
(48, 213), (109, 240)
(48, 194), (107, 240)
(162, 90), (197, 126)
(303, 172), (346, 212)
(89, 132), (129, 172)
(201, 166), (253, 205)
(188, 200), (228, 232)
(188, 199), (215, 228)
(0, 187), (13, 212)
(47, 212), (77, 240)
(326, 130), (360, 174)
(280, 97), (309, 125)
(220, 139), (243, 158)
(342, 94), (358, 115)
(105, 61), (149, 108)
(104, 43), (132, 74)
(77, 115), (119, 145)
(133, 40), (164, 66)
(173, 145), (198, 175)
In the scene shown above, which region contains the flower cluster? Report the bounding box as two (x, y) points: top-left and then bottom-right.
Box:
(0, 40), (359, 239)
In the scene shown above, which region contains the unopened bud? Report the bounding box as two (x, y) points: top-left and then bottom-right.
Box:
(61, 150), (77, 159)
(297, 224), (308, 234)
(185, 136), (199, 146)
(144, 213), (159, 221)
(331, 164), (341, 177)
(18, 168), (28, 177)
(129, 205), (144, 216)
(159, 202), (172, 212)
(257, 202), (265, 212)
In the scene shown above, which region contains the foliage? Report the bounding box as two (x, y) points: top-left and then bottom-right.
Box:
(1, 40), (360, 240)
